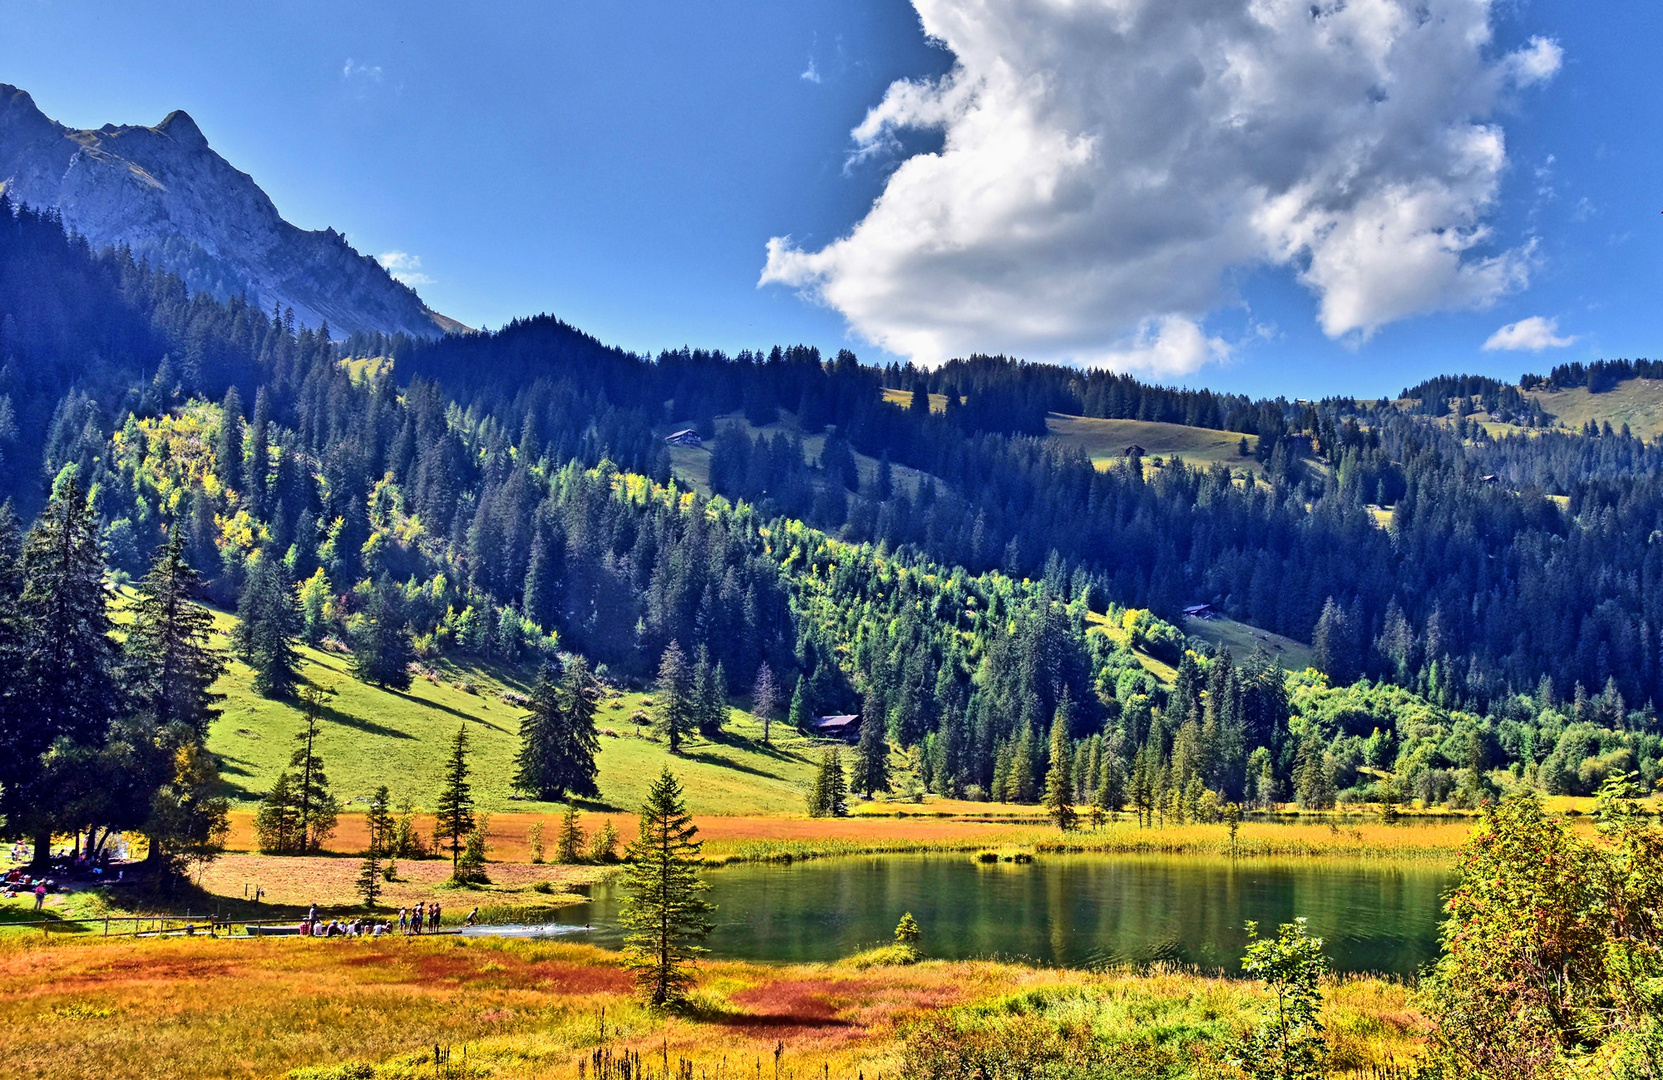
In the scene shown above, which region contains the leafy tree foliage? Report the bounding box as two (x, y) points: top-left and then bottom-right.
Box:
(1236, 918), (1329, 1080)
(349, 574), (415, 689)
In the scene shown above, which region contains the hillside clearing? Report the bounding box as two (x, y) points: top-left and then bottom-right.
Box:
(1525, 376), (1663, 439)
(1045, 414), (1260, 473)
(195, 602), (823, 816)
(1184, 615), (1314, 671)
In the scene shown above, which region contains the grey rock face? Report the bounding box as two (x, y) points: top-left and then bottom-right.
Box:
(0, 84), (458, 339)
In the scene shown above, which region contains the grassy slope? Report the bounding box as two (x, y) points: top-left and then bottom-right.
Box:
(1525, 377), (1663, 439)
(665, 410), (935, 499)
(197, 603), (821, 817)
(1045, 414), (1260, 473)
(1184, 615), (1314, 672)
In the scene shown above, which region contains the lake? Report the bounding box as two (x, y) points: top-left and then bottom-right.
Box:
(486, 853), (1456, 975)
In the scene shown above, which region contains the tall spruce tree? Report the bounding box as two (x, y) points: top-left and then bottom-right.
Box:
(356, 784), (392, 907)
(619, 767), (715, 1009)
(253, 771), (300, 854)
(435, 722), (477, 878)
(349, 574), (415, 689)
(513, 658), (601, 801)
(18, 477), (120, 861)
(288, 687), (339, 853)
(0, 503), (31, 845)
(852, 705), (891, 796)
(124, 527), (226, 732)
(751, 662), (780, 746)
(653, 640), (696, 753)
(234, 555), (301, 698)
(1043, 694), (1078, 832)
(807, 747), (848, 817)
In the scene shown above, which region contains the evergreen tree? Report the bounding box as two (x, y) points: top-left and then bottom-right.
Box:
(653, 640), (696, 753)
(1293, 728), (1336, 810)
(216, 387), (243, 485)
(234, 555), (301, 698)
(692, 645), (726, 736)
(751, 662), (780, 745)
(788, 676), (810, 730)
(852, 706), (891, 796)
(356, 784), (392, 907)
(17, 477), (120, 858)
(435, 722), (477, 878)
(1043, 694), (1078, 831)
(253, 772), (299, 854)
(0, 504), (32, 844)
(514, 658), (602, 801)
(807, 747), (848, 817)
(124, 527), (226, 732)
(619, 767), (715, 1009)
(349, 575), (415, 689)
(288, 687), (339, 853)
(556, 803), (585, 863)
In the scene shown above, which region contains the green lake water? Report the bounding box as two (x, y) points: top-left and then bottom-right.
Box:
(548, 854), (1455, 975)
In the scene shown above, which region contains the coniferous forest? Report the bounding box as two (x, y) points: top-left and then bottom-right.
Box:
(0, 190), (1659, 876)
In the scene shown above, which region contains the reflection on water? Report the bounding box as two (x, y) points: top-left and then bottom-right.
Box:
(540, 854), (1452, 976)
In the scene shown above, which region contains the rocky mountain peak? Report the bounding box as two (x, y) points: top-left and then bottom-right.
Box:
(0, 84), (460, 340)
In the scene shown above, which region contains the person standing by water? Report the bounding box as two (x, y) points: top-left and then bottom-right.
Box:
(429, 903), (440, 932)
(411, 902), (424, 935)
(397, 907), (407, 934)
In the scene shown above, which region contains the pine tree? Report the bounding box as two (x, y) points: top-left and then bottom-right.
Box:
(852, 707), (891, 796)
(253, 772), (299, 854)
(0, 503), (31, 844)
(216, 387), (243, 486)
(18, 476), (120, 857)
(692, 645), (727, 736)
(289, 687), (339, 852)
(124, 527), (226, 733)
(556, 804), (585, 863)
(1043, 695), (1078, 831)
(1009, 721), (1037, 803)
(356, 784), (392, 907)
(234, 555), (301, 698)
(513, 658), (601, 801)
(620, 768), (715, 1009)
(349, 575), (415, 689)
(435, 722), (477, 878)
(807, 747), (848, 817)
(653, 640), (696, 753)
(751, 662), (780, 745)
(787, 676), (810, 731)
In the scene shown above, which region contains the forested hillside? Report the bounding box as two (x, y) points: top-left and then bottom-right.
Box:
(0, 194), (1659, 868)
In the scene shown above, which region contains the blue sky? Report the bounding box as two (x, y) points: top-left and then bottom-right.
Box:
(0, 0), (1656, 399)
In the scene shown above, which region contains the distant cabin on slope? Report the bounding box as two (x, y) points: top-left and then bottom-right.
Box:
(810, 714), (861, 741)
(665, 429), (703, 447)
(1184, 603), (1217, 620)
(1123, 444), (1147, 457)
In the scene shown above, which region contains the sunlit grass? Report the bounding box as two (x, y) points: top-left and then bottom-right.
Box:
(0, 934), (1426, 1080)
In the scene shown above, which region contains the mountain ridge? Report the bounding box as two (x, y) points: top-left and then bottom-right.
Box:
(0, 83), (462, 340)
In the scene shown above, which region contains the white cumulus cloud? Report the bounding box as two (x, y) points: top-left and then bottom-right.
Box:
(1483, 315), (1577, 352)
(377, 251), (434, 287)
(762, 0), (1561, 374)
(343, 58), (383, 82)
(801, 57), (822, 84)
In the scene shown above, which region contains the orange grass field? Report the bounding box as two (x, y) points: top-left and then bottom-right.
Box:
(224, 810), (1475, 867)
(0, 934), (1426, 1080)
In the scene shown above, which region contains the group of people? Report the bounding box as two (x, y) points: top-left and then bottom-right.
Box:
(294, 901), (481, 939)
(398, 902), (443, 934)
(3, 869), (53, 910)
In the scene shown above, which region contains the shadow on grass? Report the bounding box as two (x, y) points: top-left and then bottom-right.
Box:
(677, 748), (787, 783)
(385, 686), (512, 733)
(704, 729), (809, 766)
